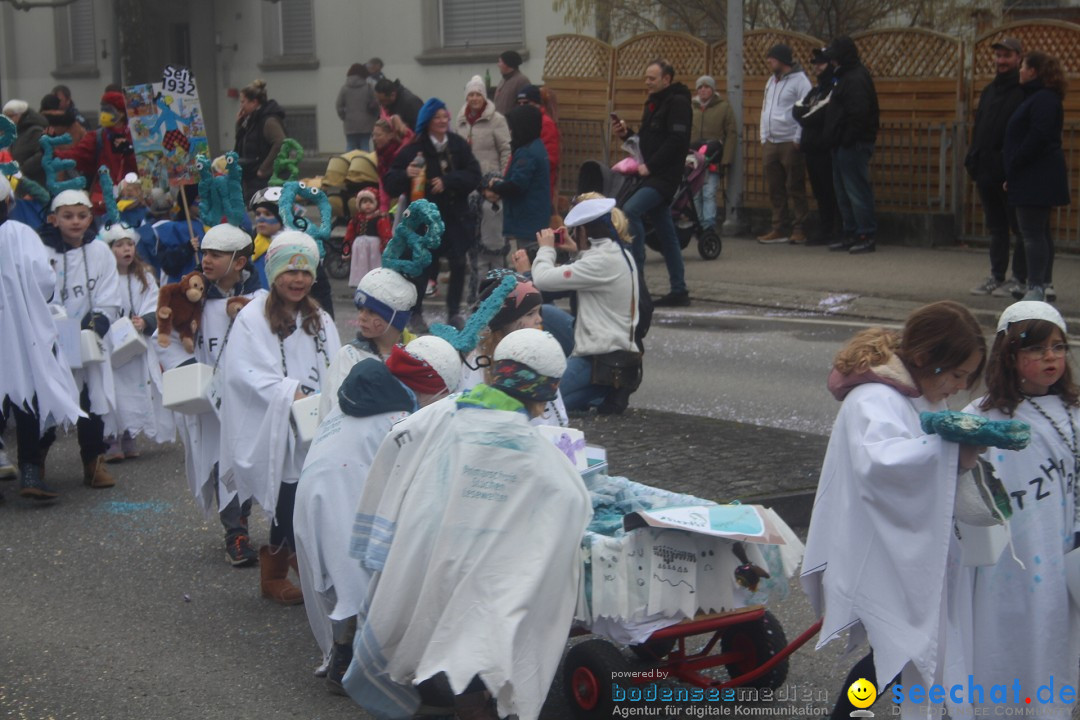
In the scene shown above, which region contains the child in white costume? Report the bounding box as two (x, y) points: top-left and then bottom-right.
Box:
(800, 301), (987, 720)
(39, 189), (121, 489)
(102, 219), (173, 459)
(344, 329), (591, 720)
(220, 230), (341, 604)
(157, 218), (267, 568)
(0, 174), (82, 501)
(962, 301), (1080, 719)
(294, 336), (461, 695)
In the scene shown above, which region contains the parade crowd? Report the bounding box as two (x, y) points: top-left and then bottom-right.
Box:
(0, 35), (1077, 720)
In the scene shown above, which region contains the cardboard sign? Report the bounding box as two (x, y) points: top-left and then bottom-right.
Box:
(623, 504), (788, 545)
(125, 68), (209, 189)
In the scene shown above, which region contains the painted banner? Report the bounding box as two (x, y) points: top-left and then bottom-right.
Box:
(124, 65), (209, 189)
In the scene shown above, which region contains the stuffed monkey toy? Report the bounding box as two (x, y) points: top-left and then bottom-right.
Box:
(157, 271), (207, 353)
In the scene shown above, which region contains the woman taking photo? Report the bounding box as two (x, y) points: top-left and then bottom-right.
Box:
(1004, 51), (1069, 302)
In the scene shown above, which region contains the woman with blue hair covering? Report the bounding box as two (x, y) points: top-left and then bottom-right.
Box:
(385, 97), (482, 332)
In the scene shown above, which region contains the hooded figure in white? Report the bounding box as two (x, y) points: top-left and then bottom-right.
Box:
(343, 328), (592, 720)
(294, 336), (461, 691)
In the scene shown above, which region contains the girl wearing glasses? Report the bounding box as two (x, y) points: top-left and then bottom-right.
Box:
(962, 300), (1079, 718)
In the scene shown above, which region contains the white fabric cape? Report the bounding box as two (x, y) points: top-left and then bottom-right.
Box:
(800, 383), (971, 718)
(458, 355), (569, 427)
(962, 396), (1080, 718)
(319, 342), (379, 421)
(44, 237), (121, 430)
(161, 287), (268, 515)
(294, 406), (409, 661)
(0, 219), (82, 431)
(112, 270), (174, 442)
(343, 397), (592, 720)
(219, 294), (341, 522)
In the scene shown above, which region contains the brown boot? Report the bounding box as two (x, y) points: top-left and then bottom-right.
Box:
(83, 456), (115, 488)
(260, 545), (304, 605)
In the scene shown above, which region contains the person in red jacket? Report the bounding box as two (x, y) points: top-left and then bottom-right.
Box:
(56, 91), (136, 211)
(516, 85), (560, 200)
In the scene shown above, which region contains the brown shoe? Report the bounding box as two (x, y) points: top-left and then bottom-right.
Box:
(259, 545), (304, 605)
(83, 456), (116, 488)
(789, 229), (807, 244)
(756, 230), (789, 244)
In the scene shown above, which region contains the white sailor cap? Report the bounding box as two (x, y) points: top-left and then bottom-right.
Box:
(564, 197), (616, 228)
(996, 301), (1067, 334)
(50, 189), (93, 211)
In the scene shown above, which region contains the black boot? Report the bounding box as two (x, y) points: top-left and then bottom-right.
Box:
(828, 237), (854, 252)
(654, 291), (690, 307)
(848, 235), (876, 254)
(598, 386), (633, 415)
(18, 463), (59, 501)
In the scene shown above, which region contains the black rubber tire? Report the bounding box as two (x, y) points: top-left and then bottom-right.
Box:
(629, 636), (677, 662)
(697, 228), (722, 260)
(563, 639), (632, 720)
(719, 610), (789, 689)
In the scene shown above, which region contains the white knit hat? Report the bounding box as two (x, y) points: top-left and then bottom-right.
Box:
(2, 99), (28, 117)
(50, 189), (92, 211)
(202, 223), (254, 252)
(465, 75), (486, 97)
(354, 267), (417, 331)
(494, 328), (567, 378)
(404, 336), (462, 392)
(996, 301), (1067, 334)
(266, 230), (319, 284)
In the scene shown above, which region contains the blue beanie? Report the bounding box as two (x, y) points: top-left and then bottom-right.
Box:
(415, 97), (447, 136)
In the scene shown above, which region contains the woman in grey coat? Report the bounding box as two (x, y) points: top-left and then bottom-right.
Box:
(336, 64), (380, 151)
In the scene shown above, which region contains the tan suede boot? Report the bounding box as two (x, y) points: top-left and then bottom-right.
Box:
(259, 545), (304, 605)
(83, 456), (115, 488)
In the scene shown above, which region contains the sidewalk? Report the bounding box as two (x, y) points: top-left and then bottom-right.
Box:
(643, 234), (1079, 330)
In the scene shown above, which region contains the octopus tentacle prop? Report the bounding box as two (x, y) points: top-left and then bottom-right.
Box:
(98, 166), (121, 225)
(380, 199), (444, 279)
(0, 116), (17, 176)
(40, 133), (87, 196)
(919, 411), (1031, 451)
(196, 153), (220, 222)
(221, 152), (246, 226)
(196, 151), (245, 226)
(430, 274), (517, 353)
(268, 138), (303, 187)
(279, 180), (331, 255)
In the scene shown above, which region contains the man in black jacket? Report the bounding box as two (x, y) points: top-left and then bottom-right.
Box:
(966, 37), (1027, 297)
(823, 37), (880, 254)
(614, 59), (693, 306)
(374, 79), (424, 131)
(794, 47), (840, 246)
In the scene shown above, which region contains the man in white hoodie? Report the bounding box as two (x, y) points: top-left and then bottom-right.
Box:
(758, 44), (812, 245)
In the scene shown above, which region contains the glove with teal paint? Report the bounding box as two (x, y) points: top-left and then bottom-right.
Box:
(920, 411), (1030, 451)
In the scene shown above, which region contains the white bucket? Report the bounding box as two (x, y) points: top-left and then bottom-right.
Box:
(80, 329), (106, 365)
(291, 394), (322, 443)
(956, 521), (1009, 567)
(52, 307), (82, 369)
(109, 317), (148, 367)
(161, 362), (215, 415)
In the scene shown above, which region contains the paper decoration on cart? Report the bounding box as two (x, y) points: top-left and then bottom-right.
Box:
(124, 65), (210, 190)
(624, 504), (790, 545)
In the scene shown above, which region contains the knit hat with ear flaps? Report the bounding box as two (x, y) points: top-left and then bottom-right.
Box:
(389, 335), (462, 395)
(354, 267), (417, 331)
(265, 230), (319, 284)
(996, 301), (1067, 335)
(477, 270), (541, 331)
(489, 328), (566, 403)
(355, 188), (377, 206)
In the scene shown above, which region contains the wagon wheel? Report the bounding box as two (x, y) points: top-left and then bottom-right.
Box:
(697, 228), (722, 260)
(563, 639), (631, 720)
(719, 610), (789, 689)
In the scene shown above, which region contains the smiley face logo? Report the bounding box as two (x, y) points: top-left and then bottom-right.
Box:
(847, 678), (877, 709)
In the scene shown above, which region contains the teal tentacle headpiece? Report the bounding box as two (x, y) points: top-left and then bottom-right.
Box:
(221, 152), (246, 226)
(430, 273), (517, 353)
(196, 151), (246, 226)
(0, 116), (17, 176)
(381, 199), (444, 278)
(269, 138), (303, 187)
(279, 180), (331, 255)
(196, 154), (220, 222)
(40, 133), (87, 197)
(98, 166), (121, 226)
(15, 177), (51, 206)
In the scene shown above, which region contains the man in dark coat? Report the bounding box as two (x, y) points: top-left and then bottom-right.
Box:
(823, 37), (880, 254)
(966, 37), (1027, 297)
(793, 47), (840, 246)
(614, 59), (693, 306)
(374, 79), (424, 131)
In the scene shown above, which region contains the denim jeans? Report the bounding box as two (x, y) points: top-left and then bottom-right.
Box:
(560, 356), (608, 411)
(541, 304), (576, 357)
(345, 133), (371, 152)
(693, 170), (720, 230)
(623, 185), (686, 294)
(976, 180), (1026, 283)
(832, 143), (876, 237)
(1014, 205), (1055, 287)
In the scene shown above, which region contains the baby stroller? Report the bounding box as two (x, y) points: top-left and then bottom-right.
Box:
(576, 146), (722, 261)
(320, 151), (381, 279)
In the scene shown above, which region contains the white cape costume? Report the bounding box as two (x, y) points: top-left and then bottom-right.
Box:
(295, 405), (409, 661)
(319, 342), (379, 420)
(963, 396), (1080, 719)
(344, 391), (592, 720)
(801, 381), (971, 718)
(112, 271), (173, 442)
(219, 294), (340, 521)
(0, 219), (81, 430)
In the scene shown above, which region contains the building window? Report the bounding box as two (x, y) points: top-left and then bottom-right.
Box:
(418, 0), (526, 65)
(53, 0), (99, 78)
(260, 0), (319, 71)
(284, 106), (318, 154)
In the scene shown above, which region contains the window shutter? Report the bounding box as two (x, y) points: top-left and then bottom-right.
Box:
(280, 0), (315, 56)
(441, 0), (523, 49)
(69, 0), (96, 65)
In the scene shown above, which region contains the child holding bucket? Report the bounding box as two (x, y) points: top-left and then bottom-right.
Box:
(962, 300), (1080, 718)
